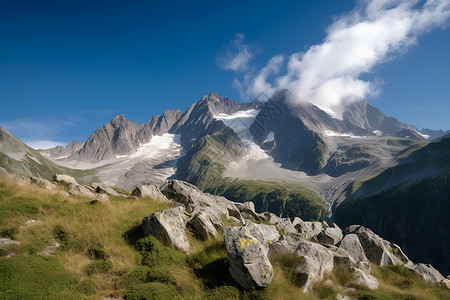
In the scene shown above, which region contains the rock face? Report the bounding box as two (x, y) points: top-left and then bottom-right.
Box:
(187, 212), (218, 241)
(131, 185), (169, 202)
(295, 239), (334, 292)
(317, 227), (343, 245)
(223, 225), (274, 289)
(345, 225), (407, 266)
(142, 206), (190, 254)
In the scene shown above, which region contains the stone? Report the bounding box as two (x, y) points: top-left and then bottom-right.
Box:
(338, 234), (370, 265)
(160, 180), (243, 224)
(132, 185), (170, 202)
(42, 241), (61, 256)
(333, 253), (377, 289)
(318, 227), (343, 245)
(345, 225), (404, 266)
(91, 182), (122, 197)
(336, 293), (350, 300)
(52, 174), (78, 186)
(188, 212), (218, 241)
(235, 202), (261, 221)
(69, 184), (96, 198)
(294, 238), (334, 292)
(223, 225), (274, 289)
(295, 221), (324, 240)
(406, 263), (447, 285)
(142, 206), (190, 254)
(30, 177), (56, 190)
(0, 238), (20, 257)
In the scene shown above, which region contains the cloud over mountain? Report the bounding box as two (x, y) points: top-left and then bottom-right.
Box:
(233, 0), (450, 116)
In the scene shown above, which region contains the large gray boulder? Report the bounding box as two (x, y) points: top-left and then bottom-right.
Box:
(338, 234), (370, 269)
(318, 227), (343, 245)
(188, 212), (218, 241)
(160, 180), (243, 223)
(223, 225), (274, 289)
(345, 225), (407, 266)
(52, 174), (78, 186)
(132, 185), (169, 202)
(294, 239), (334, 292)
(68, 184), (96, 198)
(406, 263), (450, 288)
(142, 206), (190, 254)
(295, 221), (324, 240)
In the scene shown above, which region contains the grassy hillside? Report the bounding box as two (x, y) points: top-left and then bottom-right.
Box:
(1, 176), (449, 299)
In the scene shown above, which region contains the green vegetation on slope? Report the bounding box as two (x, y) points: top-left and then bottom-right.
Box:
(336, 171), (450, 276)
(207, 178), (325, 221)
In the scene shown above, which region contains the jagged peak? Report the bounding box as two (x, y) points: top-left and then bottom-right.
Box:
(201, 91), (223, 102)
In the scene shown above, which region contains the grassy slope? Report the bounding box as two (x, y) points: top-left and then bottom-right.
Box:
(1, 177), (449, 299)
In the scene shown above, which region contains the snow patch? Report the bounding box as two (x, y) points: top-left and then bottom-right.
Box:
(131, 134), (182, 159)
(373, 130), (383, 136)
(264, 132), (275, 142)
(115, 155), (128, 159)
(214, 109), (267, 159)
(417, 132), (430, 139)
(324, 130), (365, 139)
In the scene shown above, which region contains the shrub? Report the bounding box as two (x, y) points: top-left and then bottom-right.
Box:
(75, 279), (96, 295)
(135, 235), (186, 267)
(84, 260), (113, 276)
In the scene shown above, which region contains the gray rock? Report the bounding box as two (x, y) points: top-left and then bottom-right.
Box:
(345, 225), (405, 266)
(294, 238), (334, 292)
(333, 252), (376, 289)
(223, 225), (274, 289)
(318, 227), (343, 245)
(52, 174), (78, 186)
(406, 263), (447, 285)
(142, 206), (190, 254)
(132, 185), (169, 202)
(295, 221), (324, 240)
(336, 293), (350, 300)
(351, 267), (379, 290)
(188, 212), (218, 241)
(30, 177), (56, 190)
(160, 180), (243, 224)
(42, 241), (61, 256)
(338, 234), (370, 265)
(0, 238), (20, 257)
(69, 184), (96, 198)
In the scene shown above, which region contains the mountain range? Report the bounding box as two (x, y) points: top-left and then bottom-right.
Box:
(1, 89), (449, 275)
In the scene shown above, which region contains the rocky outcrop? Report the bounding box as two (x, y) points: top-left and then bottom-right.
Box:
(187, 212), (218, 241)
(53, 174), (78, 186)
(138, 179), (449, 292)
(30, 177), (56, 190)
(0, 238), (20, 257)
(132, 185), (169, 202)
(317, 227), (343, 245)
(223, 225), (274, 289)
(294, 239), (334, 292)
(406, 263), (450, 288)
(345, 225), (408, 266)
(142, 206), (190, 254)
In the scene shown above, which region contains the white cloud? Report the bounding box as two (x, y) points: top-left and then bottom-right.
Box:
(235, 0), (450, 116)
(24, 140), (67, 150)
(216, 33), (254, 71)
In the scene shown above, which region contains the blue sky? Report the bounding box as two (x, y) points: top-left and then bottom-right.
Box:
(1, 0), (449, 148)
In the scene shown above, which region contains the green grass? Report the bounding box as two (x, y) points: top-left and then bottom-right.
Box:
(1, 176), (449, 299)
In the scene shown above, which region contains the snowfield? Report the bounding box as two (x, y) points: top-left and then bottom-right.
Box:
(214, 109), (267, 160)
